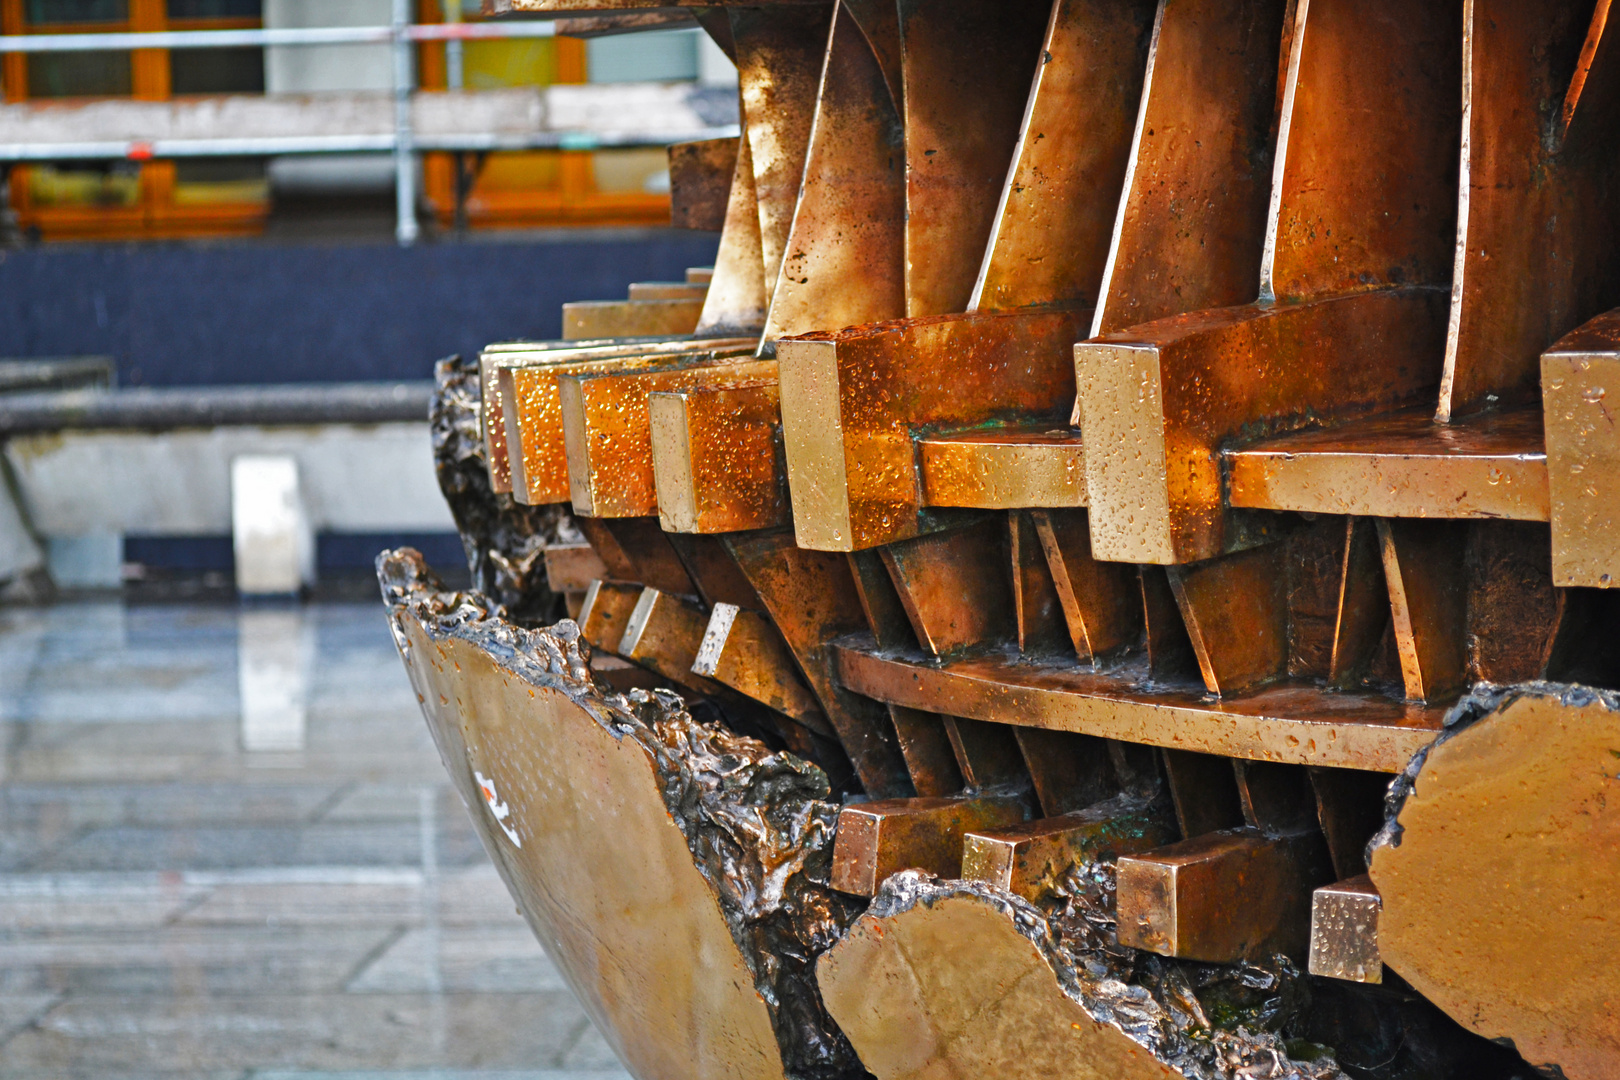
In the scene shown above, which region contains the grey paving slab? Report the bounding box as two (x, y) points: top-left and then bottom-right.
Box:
(346, 927), (566, 994)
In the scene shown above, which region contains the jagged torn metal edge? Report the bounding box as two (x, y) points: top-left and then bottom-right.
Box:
(377, 547), (871, 1080)
(864, 872), (1347, 1080)
(1368, 680), (1620, 860)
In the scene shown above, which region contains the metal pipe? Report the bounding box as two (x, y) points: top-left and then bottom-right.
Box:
(0, 23), (556, 53)
(443, 0), (465, 92)
(393, 0), (418, 246)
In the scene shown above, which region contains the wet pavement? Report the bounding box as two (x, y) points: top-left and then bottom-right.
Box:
(0, 598), (633, 1080)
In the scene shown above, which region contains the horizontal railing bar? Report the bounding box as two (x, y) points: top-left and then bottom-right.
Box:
(0, 22), (558, 54)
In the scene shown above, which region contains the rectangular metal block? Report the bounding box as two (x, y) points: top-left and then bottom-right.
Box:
(578, 579), (645, 656)
(544, 543), (609, 594)
(829, 795), (1024, 896)
(1167, 543), (1290, 697)
(562, 299), (704, 340)
(962, 798), (1172, 902)
(1308, 874), (1383, 984)
(692, 602), (828, 730)
(619, 586), (728, 697)
(888, 705), (963, 797)
(917, 427), (1086, 510)
(1378, 519), (1469, 703)
(649, 382), (788, 534)
(1544, 323), (1620, 588)
(879, 516), (1016, 657)
(1031, 508), (1140, 664)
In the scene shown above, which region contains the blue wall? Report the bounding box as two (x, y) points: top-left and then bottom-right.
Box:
(0, 230), (720, 386)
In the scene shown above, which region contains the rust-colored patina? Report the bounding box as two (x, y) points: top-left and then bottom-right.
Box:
(648, 382), (787, 534)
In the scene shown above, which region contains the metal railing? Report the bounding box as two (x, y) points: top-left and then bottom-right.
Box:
(0, 8), (718, 244)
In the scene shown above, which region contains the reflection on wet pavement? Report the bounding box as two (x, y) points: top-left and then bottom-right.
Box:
(0, 600), (633, 1080)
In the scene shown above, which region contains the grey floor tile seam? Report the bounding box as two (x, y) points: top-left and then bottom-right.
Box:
(0, 990), (65, 1051)
(303, 781), (362, 826)
(10, 819), (99, 875)
(549, 1013), (599, 1072)
(339, 923), (414, 993)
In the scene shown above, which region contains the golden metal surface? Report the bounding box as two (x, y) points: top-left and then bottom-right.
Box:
(897, 0), (1049, 316)
(762, 3), (906, 342)
(1008, 512), (1069, 657)
(1115, 828), (1332, 963)
(1543, 313), (1620, 588)
(832, 641), (1449, 773)
(1328, 518), (1390, 690)
(726, 530), (914, 796)
(1438, 0), (1620, 419)
(1160, 748), (1245, 839)
(1030, 509), (1139, 665)
(878, 517), (1015, 658)
(577, 516), (701, 597)
(1377, 519), (1468, 703)
(578, 579), (645, 655)
(1076, 289), (1449, 564)
(969, 0), (1154, 313)
(692, 602), (828, 729)
(543, 542), (609, 594)
(619, 585), (727, 696)
(1090, 0), (1289, 337)
(779, 309), (1088, 552)
(887, 705), (963, 797)
(1371, 687), (1620, 1080)
(828, 795), (1023, 896)
(648, 382), (787, 535)
(731, 6), (833, 300)
(688, 267), (715, 284)
(818, 890), (1181, 1080)
(562, 299), (705, 341)
(560, 358), (776, 518)
(505, 346), (754, 506)
(1166, 544), (1288, 698)
(939, 715), (1027, 790)
(1226, 405), (1549, 521)
(1015, 728), (1117, 817)
(1308, 874), (1382, 984)
(962, 802), (1171, 903)
(846, 549), (916, 650)
(667, 135), (738, 233)
(840, 0), (901, 120)
(630, 282), (708, 301)
(395, 614), (786, 1080)
(695, 126), (768, 335)
(917, 427), (1085, 510)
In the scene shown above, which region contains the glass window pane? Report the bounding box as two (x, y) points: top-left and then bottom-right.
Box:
(586, 29), (699, 84)
(26, 51), (133, 97)
(25, 0), (128, 23)
(171, 46), (265, 94)
(166, 0), (262, 18)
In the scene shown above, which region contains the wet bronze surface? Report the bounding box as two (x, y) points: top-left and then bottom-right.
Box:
(1031, 509), (1139, 665)
(832, 639), (1448, 773)
(1371, 685), (1620, 1080)
(1167, 544), (1288, 698)
(1308, 874), (1381, 985)
(693, 602), (828, 729)
(1377, 519), (1468, 704)
(1543, 312), (1620, 588)
(578, 516), (700, 597)
(562, 299), (706, 341)
(559, 358), (776, 517)
(962, 798), (1171, 903)
(918, 426), (1085, 510)
(828, 795), (1024, 896)
(779, 308), (1089, 551)
(578, 579), (644, 655)
(541, 542), (607, 594)
(878, 518), (1015, 658)
(619, 585), (727, 696)
(1008, 511), (1070, 657)
(886, 705), (963, 797)
(1226, 405), (1549, 521)
(649, 382), (787, 534)
(668, 135), (738, 233)
(695, 127), (769, 336)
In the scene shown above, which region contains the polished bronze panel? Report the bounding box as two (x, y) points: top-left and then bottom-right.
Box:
(762, 3), (906, 341)
(846, 549), (917, 650)
(1439, 0), (1620, 419)
(1116, 828), (1332, 962)
(577, 516), (700, 597)
(1308, 874), (1382, 985)
(887, 705), (964, 797)
(963, 800), (1173, 902)
(630, 282), (708, 301)
(730, 6), (834, 299)
(727, 529), (913, 796)
(1261, 0), (1460, 302)
(620, 586), (729, 696)
(1076, 288), (1449, 564)
(1160, 747), (1245, 840)
(1329, 518), (1390, 690)
(819, 888), (1184, 1080)
(1371, 686), (1620, 1079)
(1166, 544), (1289, 697)
(1464, 522), (1561, 684)
(969, 0), (1154, 313)
(667, 135), (737, 234)
(1231, 759), (1318, 834)
(1014, 728), (1116, 817)
(828, 795), (1024, 896)
(560, 358), (776, 518)
(649, 382), (788, 534)
(780, 309), (1089, 551)
(693, 603), (830, 730)
(577, 579), (644, 656)
(1090, 0), (1289, 337)
(688, 267), (715, 284)
(939, 715), (1028, 791)
(840, 0), (901, 119)
(896, 0), (1049, 316)
(1226, 405), (1550, 521)
(543, 542), (608, 594)
(1030, 509), (1139, 665)
(695, 125), (769, 336)
(832, 641), (1449, 773)
(561, 299), (705, 341)
(1307, 765), (1389, 882)
(1377, 519), (1468, 703)
(665, 532), (764, 610)
(918, 426), (1085, 510)
(879, 517), (1016, 657)
(1138, 566), (1198, 683)
(504, 344), (753, 506)
(392, 613), (787, 1080)
(1543, 315), (1620, 588)
(1008, 512), (1069, 657)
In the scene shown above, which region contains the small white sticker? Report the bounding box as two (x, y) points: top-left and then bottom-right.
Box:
(474, 770), (522, 848)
